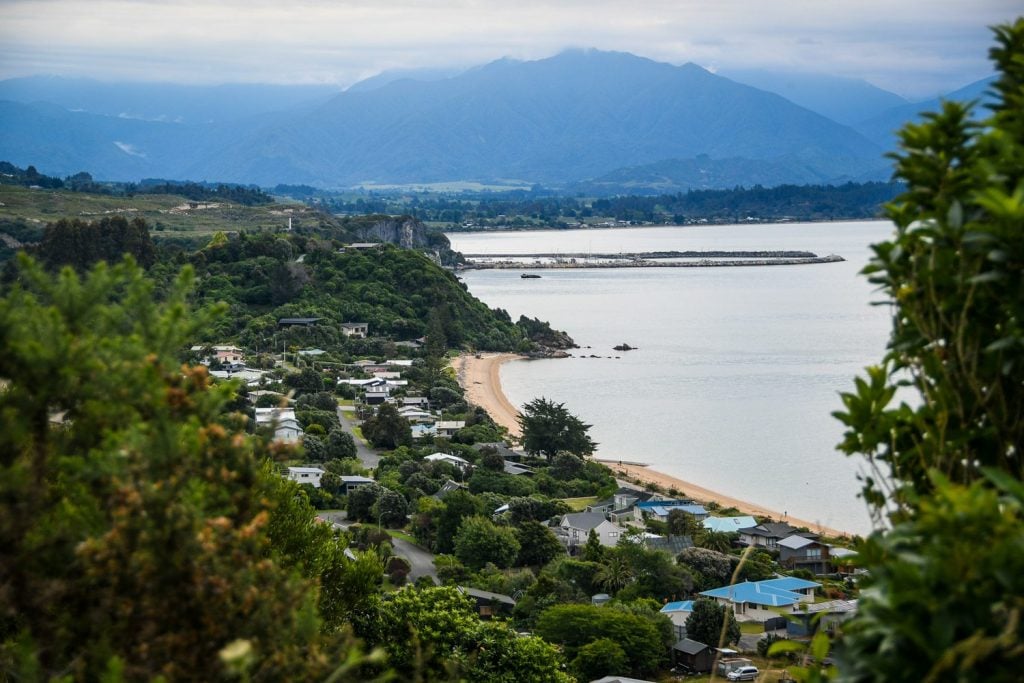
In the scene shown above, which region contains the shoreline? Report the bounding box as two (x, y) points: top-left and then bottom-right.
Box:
(452, 352), (855, 539)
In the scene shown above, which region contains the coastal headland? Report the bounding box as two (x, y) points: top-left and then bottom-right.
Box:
(451, 352), (854, 538)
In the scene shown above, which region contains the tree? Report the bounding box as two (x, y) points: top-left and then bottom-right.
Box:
(594, 554), (634, 593)
(667, 508), (702, 537)
(696, 529), (736, 553)
(454, 515), (520, 570)
(326, 428), (357, 460)
(373, 487), (409, 528)
(515, 520), (565, 567)
(518, 397), (597, 460)
(677, 546), (735, 590)
(580, 528), (606, 562)
(0, 256), (367, 680)
(362, 403), (412, 449)
(534, 603), (668, 677)
(435, 489), (484, 554)
(685, 598), (740, 648)
(829, 21), (1024, 683)
(572, 638), (628, 681)
(347, 482), (382, 522)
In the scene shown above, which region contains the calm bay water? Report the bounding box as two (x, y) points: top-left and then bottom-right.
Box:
(449, 221), (895, 535)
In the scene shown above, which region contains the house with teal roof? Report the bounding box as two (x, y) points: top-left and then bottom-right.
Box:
(700, 577), (820, 622)
(702, 516), (757, 534)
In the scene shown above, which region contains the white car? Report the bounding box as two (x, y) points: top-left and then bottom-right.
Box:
(726, 666), (760, 681)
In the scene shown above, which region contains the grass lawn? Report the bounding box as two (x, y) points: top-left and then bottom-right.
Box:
(386, 529), (417, 545)
(351, 426), (367, 443)
(562, 496), (598, 511)
(740, 621), (765, 634)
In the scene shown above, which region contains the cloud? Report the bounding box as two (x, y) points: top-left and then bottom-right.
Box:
(0, 0), (1016, 97)
(113, 141), (146, 157)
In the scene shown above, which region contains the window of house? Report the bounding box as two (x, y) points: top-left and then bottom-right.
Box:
(807, 548), (821, 558)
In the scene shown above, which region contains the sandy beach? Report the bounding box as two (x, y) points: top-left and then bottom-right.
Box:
(450, 352), (526, 438)
(452, 352), (854, 538)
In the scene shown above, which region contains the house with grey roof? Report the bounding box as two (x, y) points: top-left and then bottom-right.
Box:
(738, 522), (816, 549)
(778, 535), (833, 575)
(787, 599), (858, 637)
(557, 512), (626, 550)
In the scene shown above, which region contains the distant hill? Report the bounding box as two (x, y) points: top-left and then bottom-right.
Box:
(0, 50), (986, 190)
(854, 76), (996, 148)
(0, 76), (338, 124)
(719, 70), (908, 126)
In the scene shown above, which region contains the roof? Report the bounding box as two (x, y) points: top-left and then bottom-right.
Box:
(703, 516), (758, 533)
(759, 577), (821, 591)
(458, 586), (516, 606)
(297, 348), (326, 356)
(341, 322), (368, 328)
(673, 638), (710, 655)
(645, 504), (707, 517)
(778, 535), (819, 550)
(660, 600), (695, 613)
(436, 420), (466, 429)
(799, 599), (857, 615)
(700, 577), (819, 607)
(288, 467), (325, 475)
(739, 522), (807, 539)
(561, 511), (610, 531)
(829, 546), (857, 559)
(340, 476), (375, 484)
(278, 317), (322, 325)
(644, 535), (694, 554)
(503, 461), (535, 476)
(425, 452), (469, 466)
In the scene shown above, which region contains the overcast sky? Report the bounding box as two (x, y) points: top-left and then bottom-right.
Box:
(0, 0), (1018, 98)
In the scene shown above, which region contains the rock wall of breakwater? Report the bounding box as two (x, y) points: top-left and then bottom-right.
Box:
(459, 253), (845, 269)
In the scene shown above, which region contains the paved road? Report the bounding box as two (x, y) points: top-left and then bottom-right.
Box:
(391, 536), (438, 582)
(317, 512), (438, 582)
(336, 405), (381, 469)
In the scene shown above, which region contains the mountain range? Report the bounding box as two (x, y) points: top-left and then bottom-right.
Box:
(0, 50), (993, 193)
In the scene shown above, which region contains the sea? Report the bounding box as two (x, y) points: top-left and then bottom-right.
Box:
(448, 221), (896, 536)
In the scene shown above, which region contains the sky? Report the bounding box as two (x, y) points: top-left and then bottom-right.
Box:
(0, 0), (1019, 99)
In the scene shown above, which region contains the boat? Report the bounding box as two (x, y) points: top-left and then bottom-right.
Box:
(521, 273), (542, 279)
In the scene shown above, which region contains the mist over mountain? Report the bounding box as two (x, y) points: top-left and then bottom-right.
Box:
(0, 50), (987, 191)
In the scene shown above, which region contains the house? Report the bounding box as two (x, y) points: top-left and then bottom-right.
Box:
(557, 512), (626, 550)
(297, 348), (326, 356)
(778, 535), (833, 575)
(345, 242), (382, 250)
(738, 522), (815, 550)
(472, 442), (521, 460)
(286, 466), (325, 488)
(398, 408), (435, 424)
(591, 593), (612, 606)
(424, 452), (471, 472)
(372, 371), (402, 380)
(341, 322), (369, 338)
(829, 546), (858, 575)
(660, 600), (695, 639)
(400, 396), (430, 409)
(432, 479), (467, 500)
(277, 317), (322, 327)
(502, 460), (535, 476)
(634, 500), (708, 524)
(364, 384), (390, 405)
(672, 638), (713, 674)
(703, 516), (758, 534)
(411, 424), (437, 439)
(386, 359), (415, 367)
(274, 418), (303, 442)
(435, 420), (466, 438)
(339, 475), (376, 495)
(190, 344), (244, 363)
(457, 586), (516, 619)
(255, 407), (297, 426)
(643, 534), (693, 555)
(787, 599), (858, 637)
(607, 487), (673, 523)
(700, 577), (820, 622)
(209, 368), (265, 385)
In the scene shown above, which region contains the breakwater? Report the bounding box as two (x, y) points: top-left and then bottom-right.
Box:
(458, 251), (844, 269)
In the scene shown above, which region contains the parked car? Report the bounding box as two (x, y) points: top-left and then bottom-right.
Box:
(726, 666), (760, 681)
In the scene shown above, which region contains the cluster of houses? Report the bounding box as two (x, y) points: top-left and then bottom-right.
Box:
(190, 344), (267, 385)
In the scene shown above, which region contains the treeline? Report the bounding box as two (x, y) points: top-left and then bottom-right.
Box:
(0, 161), (272, 205)
(303, 181), (902, 227)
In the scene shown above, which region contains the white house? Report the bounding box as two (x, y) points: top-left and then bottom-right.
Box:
(286, 466), (325, 488)
(660, 600), (695, 639)
(435, 420), (466, 437)
(558, 512), (626, 549)
(700, 577), (820, 622)
(274, 418), (303, 443)
(341, 322), (369, 338)
(424, 452), (471, 472)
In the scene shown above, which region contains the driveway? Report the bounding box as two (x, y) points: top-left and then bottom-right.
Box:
(317, 512), (438, 583)
(336, 405), (381, 469)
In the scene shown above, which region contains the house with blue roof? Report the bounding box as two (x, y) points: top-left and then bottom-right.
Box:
(703, 516), (758, 534)
(660, 600), (695, 638)
(700, 577), (820, 622)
